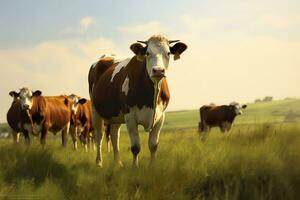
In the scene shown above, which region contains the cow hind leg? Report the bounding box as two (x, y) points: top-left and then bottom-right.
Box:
(91, 104), (104, 167)
(109, 124), (122, 166)
(149, 113), (165, 164)
(105, 125), (111, 153)
(125, 114), (140, 167)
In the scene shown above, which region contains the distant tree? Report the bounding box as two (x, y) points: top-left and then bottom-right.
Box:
(254, 99), (261, 103)
(263, 96), (273, 102)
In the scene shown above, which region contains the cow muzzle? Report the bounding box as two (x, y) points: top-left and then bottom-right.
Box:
(151, 67), (166, 79)
(22, 104), (30, 110)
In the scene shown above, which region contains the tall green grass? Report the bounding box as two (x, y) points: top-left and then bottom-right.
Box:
(0, 122), (299, 200)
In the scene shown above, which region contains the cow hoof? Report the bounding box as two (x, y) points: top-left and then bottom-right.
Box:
(116, 161), (123, 168)
(96, 160), (103, 167)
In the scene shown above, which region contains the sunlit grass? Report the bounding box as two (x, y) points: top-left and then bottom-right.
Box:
(0, 122), (299, 200)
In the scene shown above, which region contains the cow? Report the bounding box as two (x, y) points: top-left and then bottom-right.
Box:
(14, 88), (72, 146)
(89, 34), (187, 167)
(198, 103), (247, 139)
(68, 94), (111, 152)
(6, 91), (38, 144)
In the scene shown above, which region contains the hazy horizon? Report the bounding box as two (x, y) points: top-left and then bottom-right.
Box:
(1, 0), (300, 122)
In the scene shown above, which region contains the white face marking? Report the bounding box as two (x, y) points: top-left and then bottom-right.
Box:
(146, 39), (170, 82)
(69, 95), (79, 114)
(19, 88), (33, 110)
(121, 76), (130, 96)
(110, 57), (131, 82)
(234, 105), (243, 115)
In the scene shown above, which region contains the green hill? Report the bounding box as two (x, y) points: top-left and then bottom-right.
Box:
(163, 98), (300, 130)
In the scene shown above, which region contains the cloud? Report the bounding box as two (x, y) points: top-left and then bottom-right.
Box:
(0, 37), (120, 122)
(79, 16), (95, 32)
(117, 21), (170, 37)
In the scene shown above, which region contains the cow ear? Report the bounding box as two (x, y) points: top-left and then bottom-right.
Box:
(78, 98), (87, 105)
(242, 104), (247, 109)
(170, 42), (187, 61)
(9, 91), (19, 98)
(130, 43), (146, 62)
(33, 90), (42, 96)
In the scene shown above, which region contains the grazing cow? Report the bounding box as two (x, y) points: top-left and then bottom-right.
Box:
(69, 94), (111, 152)
(14, 88), (72, 146)
(6, 91), (37, 144)
(89, 35), (187, 167)
(198, 103), (247, 138)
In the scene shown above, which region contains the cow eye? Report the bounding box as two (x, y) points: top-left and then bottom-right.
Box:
(167, 52), (171, 56)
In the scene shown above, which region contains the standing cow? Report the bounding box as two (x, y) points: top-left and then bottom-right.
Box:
(13, 88), (72, 146)
(89, 35), (187, 167)
(198, 103), (247, 139)
(68, 94), (112, 152)
(6, 91), (38, 144)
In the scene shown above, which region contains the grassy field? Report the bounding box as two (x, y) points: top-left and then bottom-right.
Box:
(0, 99), (300, 199)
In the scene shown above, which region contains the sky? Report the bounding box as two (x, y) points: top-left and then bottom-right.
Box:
(1, 0), (300, 122)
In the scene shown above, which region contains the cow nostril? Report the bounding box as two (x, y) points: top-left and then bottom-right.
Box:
(153, 68), (157, 73)
(162, 69), (165, 73)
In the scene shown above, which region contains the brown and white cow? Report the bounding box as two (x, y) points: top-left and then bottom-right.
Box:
(69, 94), (111, 152)
(198, 103), (247, 139)
(15, 88), (72, 146)
(6, 91), (37, 144)
(89, 35), (187, 167)
(68, 94), (93, 151)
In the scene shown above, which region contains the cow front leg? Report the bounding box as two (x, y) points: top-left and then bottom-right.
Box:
(82, 126), (91, 152)
(91, 105), (104, 167)
(109, 124), (122, 166)
(200, 122), (209, 141)
(125, 115), (140, 167)
(11, 130), (20, 144)
(40, 123), (49, 147)
(69, 125), (78, 150)
(149, 113), (165, 164)
(23, 130), (31, 145)
(61, 122), (70, 147)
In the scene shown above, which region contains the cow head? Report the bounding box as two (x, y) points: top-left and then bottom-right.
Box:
(69, 94), (87, 114)
(230, 103), (247, 115)
(18, 88), (42, 111)
(130, 35), (187, 83)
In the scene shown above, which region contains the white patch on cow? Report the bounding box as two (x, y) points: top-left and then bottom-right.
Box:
(110, 58), (131, 82)
(121, 76), (130, 96)
(126, 102), (165, 132)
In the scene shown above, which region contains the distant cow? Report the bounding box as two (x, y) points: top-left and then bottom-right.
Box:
(6, 91), (38, 144)
(89, 34), (187, 167)
(12, 88), (72, 146)
(198, 103), (247, 136)
(68, 94), (111, 152)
